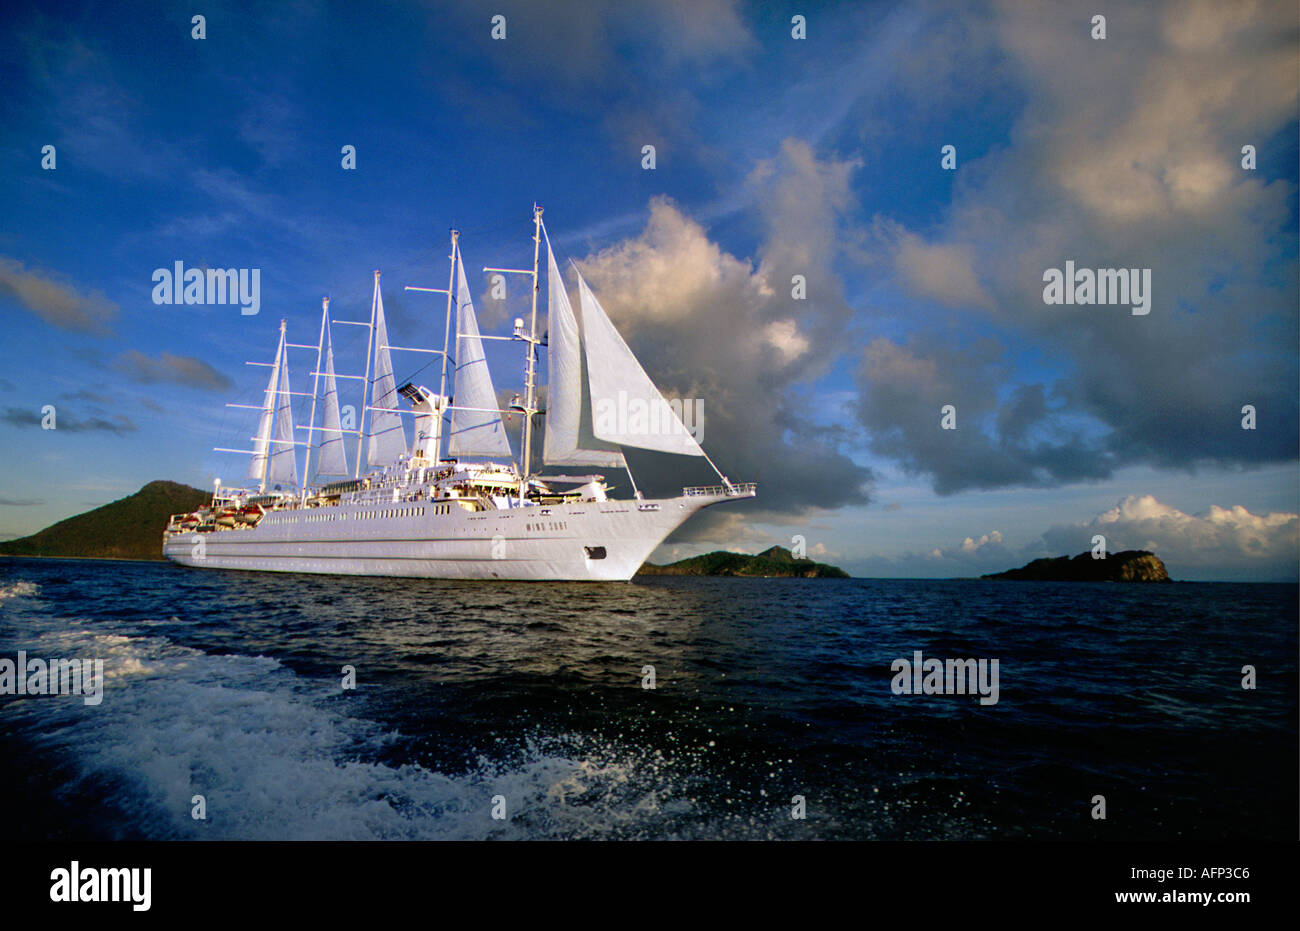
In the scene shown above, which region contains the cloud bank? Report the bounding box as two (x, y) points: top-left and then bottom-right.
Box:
(854, 0), (1298, 494)
(1043, 494), (1298, 581)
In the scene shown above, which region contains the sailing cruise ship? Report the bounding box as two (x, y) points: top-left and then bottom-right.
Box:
(162, 206), (756, 580)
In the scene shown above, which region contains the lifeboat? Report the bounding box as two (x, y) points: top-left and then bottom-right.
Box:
(236, 504), (264, 525)
(214, 507), (238, 528)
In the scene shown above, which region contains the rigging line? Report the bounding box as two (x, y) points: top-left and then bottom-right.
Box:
(395, 354), (441, 387)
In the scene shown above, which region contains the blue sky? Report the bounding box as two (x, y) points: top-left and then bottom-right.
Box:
(1, 0), (1297, 580)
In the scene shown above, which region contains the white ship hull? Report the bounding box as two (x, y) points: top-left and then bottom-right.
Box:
(163, 491), (737, 581)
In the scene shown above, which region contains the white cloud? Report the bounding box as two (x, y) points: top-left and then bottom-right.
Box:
(960, 530), (1003, 552)
(764, 319), (809, 361)
(853, 525), (1023, 578)
(1043, 494), (1299, 580)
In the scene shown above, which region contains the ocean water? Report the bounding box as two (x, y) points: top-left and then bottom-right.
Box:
(0, 557), (1294, 841)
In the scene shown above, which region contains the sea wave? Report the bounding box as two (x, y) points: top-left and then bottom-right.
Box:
(2, 561), (1292, 840)
(0, 580), (39, 601)
(0, 616), (711, 840)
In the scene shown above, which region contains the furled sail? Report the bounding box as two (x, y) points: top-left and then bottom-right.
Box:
(366, 276), (409, 466)
(267, 338), (299, 486)
(542, 237), (626, 468)
(448, 251), (513, 458)
(576, 271), (704, 457)
(248, 331), (281, 482)
(315, 326), (349, 476)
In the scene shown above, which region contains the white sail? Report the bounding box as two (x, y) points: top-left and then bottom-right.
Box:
(316, 328), (349, 476)
(448, 251), (513, 459)
(267, 339), (299, 486)
(247, 334), (280, 481)
(542, 240), (626, 468)
(366, 278), (408, 466)
(577, 271), (704, 457)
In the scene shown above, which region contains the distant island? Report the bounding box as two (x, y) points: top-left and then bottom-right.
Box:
(0, 480), (210, 561)
(637, 545), (850, 578)
(981, 550), (1171, 582)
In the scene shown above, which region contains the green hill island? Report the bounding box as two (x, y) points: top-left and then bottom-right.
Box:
(0, 480), (210, 561)
(981, 550), (1171, 582)
(637, 545), (850, 578)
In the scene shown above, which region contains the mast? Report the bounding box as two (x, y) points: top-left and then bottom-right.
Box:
(354, 271), (379, 478)
(400, 235), (458, 466)
(439, 231), (459, 403)
(438, 231), (459, 464)
(521, 203), (543, 493)
(303, 298), (328, 491)
(482, 204), (545, 500)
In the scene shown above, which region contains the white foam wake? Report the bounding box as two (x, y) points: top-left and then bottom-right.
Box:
(2, 606), (678, 840)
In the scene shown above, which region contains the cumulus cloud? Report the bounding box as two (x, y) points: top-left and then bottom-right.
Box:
(927, 528), (1015, 568)
(764, 319), (810, 362)
(855, 335), (1115, 494)
(0, 256), (118, 335)
(113, 351), (232, 392)
(571, 142), (873, 539)
(887, 223), (993, 309)
(1042, 494), (1299, 581)
(961, 530), (1003, 552)
(854, 0), (1298, 493)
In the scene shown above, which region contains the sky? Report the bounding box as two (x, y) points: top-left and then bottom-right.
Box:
(0, 0), (1296, 580)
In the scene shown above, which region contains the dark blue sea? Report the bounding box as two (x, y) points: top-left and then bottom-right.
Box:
(1, 557), (1295, 841)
